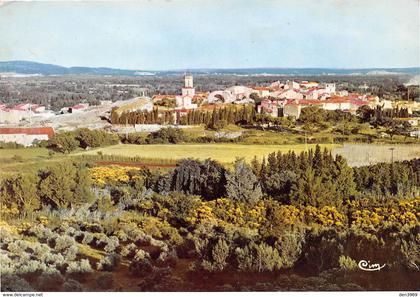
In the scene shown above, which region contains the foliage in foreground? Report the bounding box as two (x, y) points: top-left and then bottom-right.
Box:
(1, 150), (419, 291)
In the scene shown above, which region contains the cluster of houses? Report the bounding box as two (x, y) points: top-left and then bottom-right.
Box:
(150, 75), (417, 120)
(0, 102), (91, 146)
(254, 80), (383, 118)
(1, 75), (419, 146)
(0, 103), (54, 124)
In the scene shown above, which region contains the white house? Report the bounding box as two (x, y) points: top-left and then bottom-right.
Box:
(175, 95), (197, 109)
(0, 127), (54, 146)
(284, 80), (300, 90)
(176, 74), (198, 109)
(253, 87), (270, 98)
(325, 83), (336, 94)
(274, 89), (304, 100)
(207, 86), (255, 104)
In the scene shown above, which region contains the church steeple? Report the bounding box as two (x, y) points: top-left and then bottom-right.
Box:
(184, 72), (193, 88)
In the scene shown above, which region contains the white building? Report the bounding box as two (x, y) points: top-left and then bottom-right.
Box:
(336, 90), (349, 97)
(0, 127), (54, 146)
(325, 83), (336, 94)
(284, 80), (300, 90)
(0, 109), (33, 124)
(300, 81), (319, 89)
(304, 89), (320, 100)
(207, 85), (255, 104)
(273, 89), (304, 100)
(176, 74), (198, 109)
(283, 103), (302, 119)
(181, 74), (195, 97)
(253, 87), (270, 98)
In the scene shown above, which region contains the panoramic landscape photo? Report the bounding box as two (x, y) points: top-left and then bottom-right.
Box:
(0, 0), (419, 293)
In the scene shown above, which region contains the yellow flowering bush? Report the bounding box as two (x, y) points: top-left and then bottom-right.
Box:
(37, 215), (49, 226)
(186, 202), (218, 225)
(244, 202), (267, 228)
(0, 220), (19, 235)
(187, 198), (269, 228)
(270, 205), (304, 227)
(0, 204), (20, 218)
(304, 206), (346, 227)
(89, 166), (135, 187)
(350, 197), (419, 230)
(16, 222), (31, 233)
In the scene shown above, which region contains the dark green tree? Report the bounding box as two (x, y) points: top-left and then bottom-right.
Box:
(226, 158), (262, 204)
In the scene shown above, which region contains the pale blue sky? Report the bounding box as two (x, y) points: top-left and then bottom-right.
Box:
(0, 0), (418, 70)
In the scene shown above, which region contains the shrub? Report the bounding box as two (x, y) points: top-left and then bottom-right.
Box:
(146, 127), (186, 144)
(81, 232), (94, 245)
(235, 242), (282, 272)
(44, 253), (65, 267)
(274, 229), (305, 269)
(95, 273), (115, 290)
(104, 236), (119, 253)
(18, 260), (46, 275)
(33, 243), (52, 262)
(36, 272), (65, 291)
(64, 245), (79, 261)
(301, 228), (344, 273)
(97, 254), (120, 272)
(338, 255), (358, 271)
(202, 238), (230, 272)
(28, 224), (56, 242)
(0, 253), (14, 275)
(129, 260), (153, 277)
(7, 241), (27, 256)
(62, 279), (83, 291)
(66, 259), (93, 274)
(54, 235), (76, 252)
(0, 275), (34, 292)
(47, 131), (80, 153)
(129, 252), (153, 277)
(156, 247), (178, 267)
(120, 243), (137, 258)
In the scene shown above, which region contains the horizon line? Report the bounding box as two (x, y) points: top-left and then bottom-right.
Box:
(1, 60), (419, 72)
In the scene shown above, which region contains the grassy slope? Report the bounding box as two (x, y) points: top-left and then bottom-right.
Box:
(0, 147), (57, 174)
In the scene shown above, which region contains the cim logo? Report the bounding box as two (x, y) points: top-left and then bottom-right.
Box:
(358, 260), (386, 271)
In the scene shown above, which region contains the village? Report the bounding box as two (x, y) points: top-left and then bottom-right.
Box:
(0, 74), (419, 146)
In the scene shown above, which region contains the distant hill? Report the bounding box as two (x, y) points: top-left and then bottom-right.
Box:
(0, 60), (419, 77)
(0, 60), (145, 76)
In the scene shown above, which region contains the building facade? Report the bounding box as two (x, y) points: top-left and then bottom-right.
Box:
(0, 127), (55, 146)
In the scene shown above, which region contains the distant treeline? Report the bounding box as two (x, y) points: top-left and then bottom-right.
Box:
(110, 105), (257, 128)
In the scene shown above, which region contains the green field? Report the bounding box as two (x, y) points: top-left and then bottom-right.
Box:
(0, 147), (62, 174)
(81, 143), (339, 164)
(0, 147), (50, 159)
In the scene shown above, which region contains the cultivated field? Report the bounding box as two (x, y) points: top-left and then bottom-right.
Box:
(82, 143), (338, 164)
(1, 143), (419, 174)
(333, 143), (420, 167)
(0, 147), (49, 159)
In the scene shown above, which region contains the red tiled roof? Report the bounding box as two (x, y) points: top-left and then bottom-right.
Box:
(298, 99), (323, 105)
(0, 127), (55, 138)
(325, 97), (349, 103)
